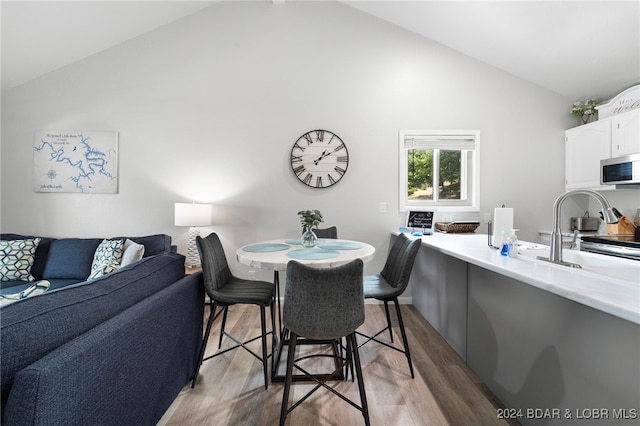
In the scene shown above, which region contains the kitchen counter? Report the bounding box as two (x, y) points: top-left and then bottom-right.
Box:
(406, 232), (640, 425)
(411, 232), (640, 325)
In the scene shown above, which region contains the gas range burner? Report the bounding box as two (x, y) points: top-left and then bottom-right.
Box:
(580, 234), (640, 261)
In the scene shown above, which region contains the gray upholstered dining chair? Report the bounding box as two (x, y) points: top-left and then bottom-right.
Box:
(313, 226), (338, 239)
(279, 259), (369, 426)
(356, 233), (421, 378)
(191, 233), (275, 389)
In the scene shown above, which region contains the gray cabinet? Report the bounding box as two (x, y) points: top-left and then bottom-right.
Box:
(411, 246), (640, 425)
(467, 265), (639, 425)
(410, 244), (468, 359)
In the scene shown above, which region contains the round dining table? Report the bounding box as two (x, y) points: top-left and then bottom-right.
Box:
(236, 238), (376, 271)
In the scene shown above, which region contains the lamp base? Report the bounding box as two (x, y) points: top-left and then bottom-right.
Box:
(186, 227), (201, 268)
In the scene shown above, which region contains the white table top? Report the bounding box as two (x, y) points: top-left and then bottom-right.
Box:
(409, 232), (640, 325)
(236, 239), (375, 271)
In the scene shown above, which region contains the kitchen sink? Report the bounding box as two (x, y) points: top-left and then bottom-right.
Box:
(518, 244), (640, 284)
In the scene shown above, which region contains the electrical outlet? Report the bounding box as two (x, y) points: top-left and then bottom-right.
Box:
(248, 271), (256, 280)
(443, 214), (453, 223)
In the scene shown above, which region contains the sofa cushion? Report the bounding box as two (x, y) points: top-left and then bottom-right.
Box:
(41, 238), (102, 280)
(0, 253), (186, 405)
(88, 239), (124, 280)
(0, 239), (41, 282)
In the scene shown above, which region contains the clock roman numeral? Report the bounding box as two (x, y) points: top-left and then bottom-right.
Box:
(293, 141), (305, 152)
(303, 133), (313, 145)
(291, 154), (303, 163)
(315, 130), (324, 142)
(337, 156), (348, 163)
(303, 173), (313, 185)
(332, 143), (345, 153)
(316, 176), (323, 188)
(328, 174), (336, 185)
(334, 166), (346, 176)
(293, 165), (305, 176)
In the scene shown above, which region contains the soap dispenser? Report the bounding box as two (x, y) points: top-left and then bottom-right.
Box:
(507, 229), (519, 258)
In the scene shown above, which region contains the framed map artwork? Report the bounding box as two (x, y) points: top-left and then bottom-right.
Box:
(34, 131), (118, 193)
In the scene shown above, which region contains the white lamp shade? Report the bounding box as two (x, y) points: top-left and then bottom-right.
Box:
(174, 203), (213, 227)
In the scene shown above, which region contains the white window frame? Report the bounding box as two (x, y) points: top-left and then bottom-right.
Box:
(399, 130), (480, 212)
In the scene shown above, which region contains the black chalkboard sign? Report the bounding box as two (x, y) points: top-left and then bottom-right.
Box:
(406, 210), (435, 231)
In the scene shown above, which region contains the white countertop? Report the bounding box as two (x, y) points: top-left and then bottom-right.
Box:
(408, 232), (640, 325)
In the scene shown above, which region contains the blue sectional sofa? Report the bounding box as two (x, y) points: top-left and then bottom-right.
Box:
(0, 233), (175, 294)
(0, 233), (204, 425)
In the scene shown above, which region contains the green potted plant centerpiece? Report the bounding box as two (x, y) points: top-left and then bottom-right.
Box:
(297, 209), (323, 248)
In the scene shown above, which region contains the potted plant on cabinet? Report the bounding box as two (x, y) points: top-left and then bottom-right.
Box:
(571, 99), (598, 125)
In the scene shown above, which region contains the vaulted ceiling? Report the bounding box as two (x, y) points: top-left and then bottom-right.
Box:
(2, 1), (638, 101)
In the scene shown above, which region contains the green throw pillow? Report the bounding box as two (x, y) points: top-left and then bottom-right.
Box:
(0, 238), (41, 282)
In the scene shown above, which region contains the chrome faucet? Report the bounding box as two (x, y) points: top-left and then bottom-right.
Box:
(538, 189), (618, 268)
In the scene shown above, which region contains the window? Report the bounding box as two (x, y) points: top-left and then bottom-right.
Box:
(399, 130), (480, 211)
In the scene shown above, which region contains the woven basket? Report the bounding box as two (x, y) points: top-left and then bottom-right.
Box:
(435, 222), (480, 233)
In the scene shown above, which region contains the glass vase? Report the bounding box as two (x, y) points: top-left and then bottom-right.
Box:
(301, 227), (318, 248)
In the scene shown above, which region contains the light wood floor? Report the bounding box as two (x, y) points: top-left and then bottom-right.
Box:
(158, 304), (519, 426)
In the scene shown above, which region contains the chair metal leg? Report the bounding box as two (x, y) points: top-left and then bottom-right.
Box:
(191, 301), (218, 388)
(356, 298), (414, 379)
(270, 298), (277, 375)
(260, 305), (269, 390)
(218, 306), (229, 349)
(274, 270), (282, 337)
(348, 332), (370, 426)
(383, 300), (394, 343)
(193, 301), (274, 390)
(279, 331), (298, 426)
(393, 298), (414, 378)
(279, 331), (369, 425)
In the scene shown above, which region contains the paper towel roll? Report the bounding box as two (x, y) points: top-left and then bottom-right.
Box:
(492, 207), (514, 248)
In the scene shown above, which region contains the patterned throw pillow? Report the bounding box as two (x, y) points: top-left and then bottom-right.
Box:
(88, 239), (124, 280)
(0, 280), (50, 306)
(0, 238), (41, 282)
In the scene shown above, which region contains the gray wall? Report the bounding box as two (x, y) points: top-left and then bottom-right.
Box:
(2, 1), (585, 281)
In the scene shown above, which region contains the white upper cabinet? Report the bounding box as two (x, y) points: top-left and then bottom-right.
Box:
(565, 85), (640, 190)
(565, 120), (614, 190)
(611, 109), (640, 157)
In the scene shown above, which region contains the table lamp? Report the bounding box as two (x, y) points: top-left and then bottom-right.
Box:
(174, 202), (213, 268)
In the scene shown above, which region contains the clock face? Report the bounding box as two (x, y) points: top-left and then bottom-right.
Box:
(290, 129), (349, 188)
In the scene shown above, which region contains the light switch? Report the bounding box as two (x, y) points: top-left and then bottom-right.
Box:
(379, 202), (388, 214)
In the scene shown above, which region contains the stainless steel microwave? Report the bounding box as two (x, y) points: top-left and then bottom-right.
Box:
(601, 153), (640, 185)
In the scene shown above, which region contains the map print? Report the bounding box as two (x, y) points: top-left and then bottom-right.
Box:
(34, 131), (118, 193)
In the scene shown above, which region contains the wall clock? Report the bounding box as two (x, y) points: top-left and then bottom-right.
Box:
(291, 130), (349, 188)
(290, 129), (349, 188)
